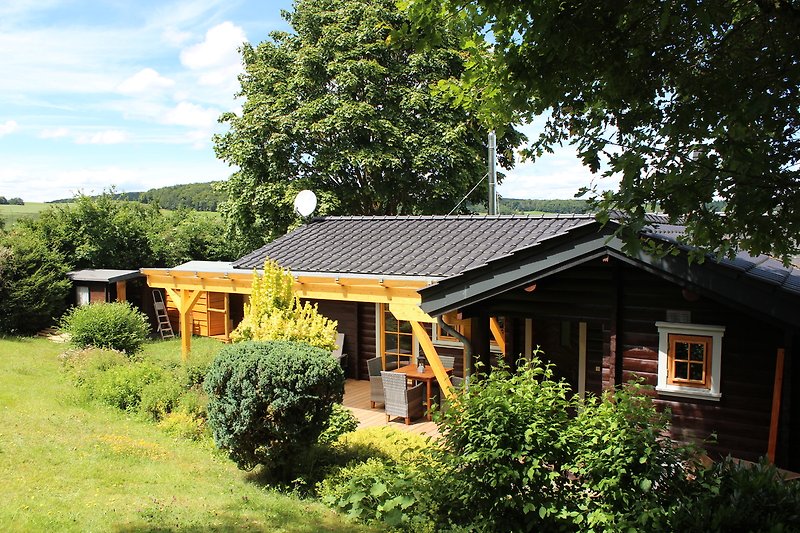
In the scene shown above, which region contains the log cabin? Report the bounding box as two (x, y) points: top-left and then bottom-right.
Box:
(141, 215), (800, 471)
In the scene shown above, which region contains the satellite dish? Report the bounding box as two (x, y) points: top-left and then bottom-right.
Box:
(293, 189), (317, 217)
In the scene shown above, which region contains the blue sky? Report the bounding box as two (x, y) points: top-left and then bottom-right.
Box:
(0, 0), (601, 203)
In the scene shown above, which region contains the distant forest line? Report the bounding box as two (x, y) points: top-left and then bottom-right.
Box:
(47, 181), (726, 215)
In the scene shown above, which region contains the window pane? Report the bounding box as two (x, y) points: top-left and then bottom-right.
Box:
(385, 335), (397, 352)
(675, 342), (689, 359)
(399, 320), (412, 333)
(674, 361), (689, 380)
(385, 314), (398, 332)
(399, 335), (412, 353)
(690, 343), (705, 362)
(689, 363), (704, 381)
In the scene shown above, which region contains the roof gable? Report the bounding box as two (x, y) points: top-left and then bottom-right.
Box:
(234, 215), (598, 278)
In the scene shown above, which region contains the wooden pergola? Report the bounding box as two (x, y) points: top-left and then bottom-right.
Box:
(140, 268), (457, 399)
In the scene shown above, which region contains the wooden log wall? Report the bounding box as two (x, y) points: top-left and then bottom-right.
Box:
(460, 256), (788, 464)
(165, 291), (227, 337)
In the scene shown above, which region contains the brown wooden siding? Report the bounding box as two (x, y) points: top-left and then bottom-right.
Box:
(309, 299), (360, 378)
(357, 302), (377, 379)
(459, 256), (790, 465)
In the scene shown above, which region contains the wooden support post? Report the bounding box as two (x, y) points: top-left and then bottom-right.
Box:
(490, 316), (506, 354)
(578, 322), (588, 400)
(115, 280), (127, 303)
(166, 287), (203, 362)
(223, 293), (231, 340)
(410, 321), (454, 400)
(768, 348), (785, 462)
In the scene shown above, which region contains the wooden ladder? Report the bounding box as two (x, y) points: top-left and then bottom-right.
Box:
(152, 289), (175, 340)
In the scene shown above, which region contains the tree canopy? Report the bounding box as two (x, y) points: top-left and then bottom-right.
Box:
(403, 0), (800, 263)
(214, 0), (523, 252)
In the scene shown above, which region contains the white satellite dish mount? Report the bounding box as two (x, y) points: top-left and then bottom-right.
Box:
(293, 189), (318, 218)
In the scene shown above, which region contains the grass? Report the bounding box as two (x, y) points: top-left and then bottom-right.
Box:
(0, 336), (374, 532)
(0, 202), (59, 226)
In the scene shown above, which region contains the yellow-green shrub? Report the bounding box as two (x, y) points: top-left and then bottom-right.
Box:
(230, 260), (337, 350)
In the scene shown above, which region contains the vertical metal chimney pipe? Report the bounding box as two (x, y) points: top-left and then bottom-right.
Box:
(488, 131), (497, 215)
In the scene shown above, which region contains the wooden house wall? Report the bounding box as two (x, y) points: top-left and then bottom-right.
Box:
(87, 282), (108, 303)
(462, 257), (788, 464)
(617, 265), (782, 463)
(308, 299), (360, 379)
(357, 303), (377, 379)
(165, 291), (227, 337)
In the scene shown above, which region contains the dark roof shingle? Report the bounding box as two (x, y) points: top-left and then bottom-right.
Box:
(233, 215), (598, 278)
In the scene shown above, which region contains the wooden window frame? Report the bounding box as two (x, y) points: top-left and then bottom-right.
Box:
(667, 334), (711, 388)
(380, 304), (414, 370)
(656, 322), (724, 401)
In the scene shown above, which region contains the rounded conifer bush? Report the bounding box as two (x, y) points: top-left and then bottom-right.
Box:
(204, 340), (345, 472)
(60, 301), (150, 355)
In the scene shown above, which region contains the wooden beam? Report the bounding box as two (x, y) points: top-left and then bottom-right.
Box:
(768, 348), (785, 462)
(115, 280), (127, 303)
(490, 316), (506, 354)
(174, 289), (203, 362)
(410, 321), (454, 400)
(578, 322), (587, 400)
(388, 303), (436, 323)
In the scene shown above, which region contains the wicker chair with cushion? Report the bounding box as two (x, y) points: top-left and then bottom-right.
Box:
(367, 356), (384, 408)
(436, 355), (456, 369)
(381, 371), (425, 425)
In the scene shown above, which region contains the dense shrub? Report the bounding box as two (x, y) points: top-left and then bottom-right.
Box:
(204, 340), (345, 474)
(0, 230), (70, 334)
(432, 359), (700, 531)
(59, 347), (129, 387)
(230, 260), (338, 350)
(89, 362), (164, 411)
(61, 301), (150, 354)
(139, 377), (185, 421)
(318, 403), (359, 446)
(665, 457), (800, 532)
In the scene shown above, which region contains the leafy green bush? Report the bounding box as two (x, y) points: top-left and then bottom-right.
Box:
(59, 347), (129, 387)
(318, 404), (358, 446)
(665, 457), (800, 532)
(204, 340), (345, 474)
(435, 359), (699, 531)
(89, 362), (164, 411)
(0, 229), (70, 334)
(61, 301), (151, 354)
(320, 458), (438, 531)
(159, 411), (208, 441)
(176, 387), (208, 419)
(139, 377), (184, 421)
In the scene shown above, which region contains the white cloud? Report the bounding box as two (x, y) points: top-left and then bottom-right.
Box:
(180, 21), (245, 92)
(117, 68), (175, 95)
(39, 127), (69, 139)
(0, 120), (19, 136)
(75, 130), (128, 144)
(164, 101), (220, 129)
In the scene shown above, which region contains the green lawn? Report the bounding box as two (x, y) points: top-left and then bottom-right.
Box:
(0, 203), (61, 226)
(0, 336), (373, 532)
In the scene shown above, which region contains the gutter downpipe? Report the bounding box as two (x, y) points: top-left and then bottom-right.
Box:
(437, 315), (474, 379)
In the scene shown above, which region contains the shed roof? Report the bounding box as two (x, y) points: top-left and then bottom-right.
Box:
(233, 215), (598, 278)
(66, 269), (142, 283)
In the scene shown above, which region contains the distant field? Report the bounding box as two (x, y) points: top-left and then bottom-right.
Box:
(0, 202), (68, 226)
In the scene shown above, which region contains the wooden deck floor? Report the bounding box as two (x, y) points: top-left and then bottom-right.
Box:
(343, 379), (439, 438)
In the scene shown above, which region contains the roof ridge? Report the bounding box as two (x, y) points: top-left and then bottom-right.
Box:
(309, 214), (597, 221)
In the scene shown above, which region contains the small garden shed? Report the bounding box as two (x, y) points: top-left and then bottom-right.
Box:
(66, 269), (143, 306)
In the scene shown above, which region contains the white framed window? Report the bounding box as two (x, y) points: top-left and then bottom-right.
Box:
(76, 285), (90, 306)
(655, 322), (724, 401)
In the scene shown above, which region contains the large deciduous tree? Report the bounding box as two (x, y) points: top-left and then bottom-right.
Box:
(214, 0), (522, 252)
(403, 0), (800, 262)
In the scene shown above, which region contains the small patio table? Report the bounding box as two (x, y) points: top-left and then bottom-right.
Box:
(393, 364), (454, 420)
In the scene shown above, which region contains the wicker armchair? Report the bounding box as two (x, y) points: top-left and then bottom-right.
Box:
(437, 355), (455, 369)
(367, 356), (384, 408)
(381, 371), (425, 425)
